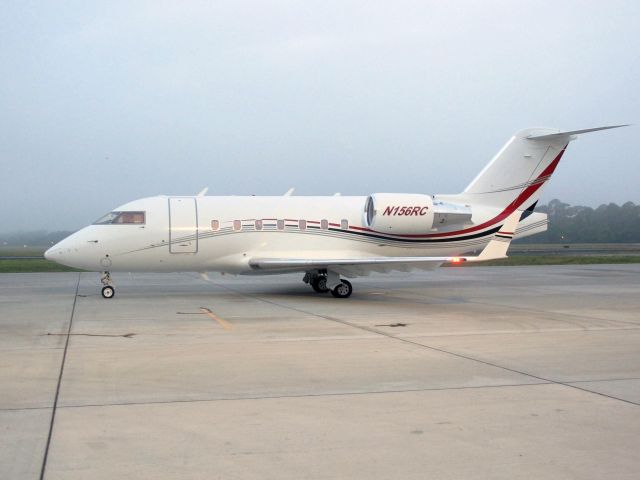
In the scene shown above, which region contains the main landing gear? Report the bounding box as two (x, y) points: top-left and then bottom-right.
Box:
(303, 271), (353, 298)
(100, 271), (115, 299)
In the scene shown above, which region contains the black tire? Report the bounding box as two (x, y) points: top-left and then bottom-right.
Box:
(311, 276), (329, 293)
(101, 285), (115, 299)
(330, 279), (353, 298)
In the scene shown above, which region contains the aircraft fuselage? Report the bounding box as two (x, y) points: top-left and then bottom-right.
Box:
(46, 195), (506, 274)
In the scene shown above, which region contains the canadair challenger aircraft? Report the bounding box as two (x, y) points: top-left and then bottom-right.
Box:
(46, 125), (625, 299)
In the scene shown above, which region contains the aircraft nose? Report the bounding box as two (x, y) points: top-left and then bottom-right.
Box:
(44, 244), (64, 262)
(44, 229), (103, 270)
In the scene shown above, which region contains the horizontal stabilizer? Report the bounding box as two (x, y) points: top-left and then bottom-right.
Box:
(526, 124), (629, 141)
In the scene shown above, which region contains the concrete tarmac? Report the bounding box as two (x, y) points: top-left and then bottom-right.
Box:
(1, 265), (639, 479)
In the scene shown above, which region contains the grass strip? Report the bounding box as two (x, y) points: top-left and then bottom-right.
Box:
(1, 255), (640, 273)
(0, 259), (83, 273)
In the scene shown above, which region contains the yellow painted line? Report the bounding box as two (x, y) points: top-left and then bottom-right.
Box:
(199, 307), (233, 331)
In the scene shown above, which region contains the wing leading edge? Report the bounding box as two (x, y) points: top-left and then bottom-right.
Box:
(248, 210), (521, 277)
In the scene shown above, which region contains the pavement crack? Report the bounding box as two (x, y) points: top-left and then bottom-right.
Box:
(44, 332), (135, 339)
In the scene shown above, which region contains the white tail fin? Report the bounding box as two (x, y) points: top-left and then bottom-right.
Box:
(460, 125), (627, 210)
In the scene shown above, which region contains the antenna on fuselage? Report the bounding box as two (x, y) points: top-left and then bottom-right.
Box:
(196, 187), (209, 197)
(284, 188), (295, 196)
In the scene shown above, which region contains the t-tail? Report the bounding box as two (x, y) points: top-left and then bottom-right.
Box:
(451, 125), (628, 212)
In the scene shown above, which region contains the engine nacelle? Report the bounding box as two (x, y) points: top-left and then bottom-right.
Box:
(365, 193), (435, 234)
(364, 194), (473, 234)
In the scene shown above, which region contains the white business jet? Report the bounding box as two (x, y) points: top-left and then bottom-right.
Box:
(45, 125), (626, 299)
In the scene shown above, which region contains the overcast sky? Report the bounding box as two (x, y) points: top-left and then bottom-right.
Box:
(0, 0), (637, 232)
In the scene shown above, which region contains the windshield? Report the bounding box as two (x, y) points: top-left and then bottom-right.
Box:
(94, 211), (146, 225)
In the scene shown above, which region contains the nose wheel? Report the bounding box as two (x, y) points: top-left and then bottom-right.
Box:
(101, 285), (115, 298)
(100, 271), (115, 299)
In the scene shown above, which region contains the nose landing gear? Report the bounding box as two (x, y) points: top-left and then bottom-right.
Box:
(100, 271), (115, 299)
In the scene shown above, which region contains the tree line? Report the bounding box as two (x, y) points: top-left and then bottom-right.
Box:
(524, 199), (640, 243)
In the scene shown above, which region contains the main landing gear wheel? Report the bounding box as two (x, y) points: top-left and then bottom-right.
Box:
(331, 279), (353, 298)
(101, 285), (115, 299)
(311, 275), (329, 293)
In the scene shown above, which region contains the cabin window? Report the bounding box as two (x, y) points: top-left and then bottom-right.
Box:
(277, 219), (285, 230)
(299, 219), (307, 231)
(94, 211), (146, 225)
(255, 219), (263, 231)
(233, 220), (241, 231)
(211, 220), (219, 231)
(320, 219), (328, 230)
(341, 219), (349, 229)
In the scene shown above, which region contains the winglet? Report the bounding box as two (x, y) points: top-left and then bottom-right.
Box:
(526, 124), (629, 141)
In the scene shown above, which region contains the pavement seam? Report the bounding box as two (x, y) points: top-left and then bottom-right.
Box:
(3, 381), (553, 411)
(3, 376), (640, 413)
(393, 326), (640, 339)
(5, 375), (640, 413)
(39, 272), (81, 480)
(364, 285), (640, 329)
(210, 281), (640, 407)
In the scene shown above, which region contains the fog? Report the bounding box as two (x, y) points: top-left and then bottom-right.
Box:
(0, 1), (637, 232)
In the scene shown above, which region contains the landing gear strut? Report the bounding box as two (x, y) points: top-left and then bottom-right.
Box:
(310, 275), (329, 293)
(100, 271), (115, 299)
(303, 271), (330, 293)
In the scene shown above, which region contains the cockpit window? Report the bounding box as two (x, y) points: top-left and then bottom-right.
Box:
(94, 211), (146, 225)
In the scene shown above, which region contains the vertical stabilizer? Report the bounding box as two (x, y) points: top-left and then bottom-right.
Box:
(462, 127), (569, 209)
(460, 125), (627, 211)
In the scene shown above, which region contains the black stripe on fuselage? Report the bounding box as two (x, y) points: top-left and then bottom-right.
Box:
(327, 225), (502, 243)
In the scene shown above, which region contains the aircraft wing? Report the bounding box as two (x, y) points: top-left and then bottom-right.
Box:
(249, 255), (451, 277)
(249, 210), (522, 277)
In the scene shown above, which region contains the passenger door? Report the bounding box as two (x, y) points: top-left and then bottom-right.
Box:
(168, 197), (198, 253)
